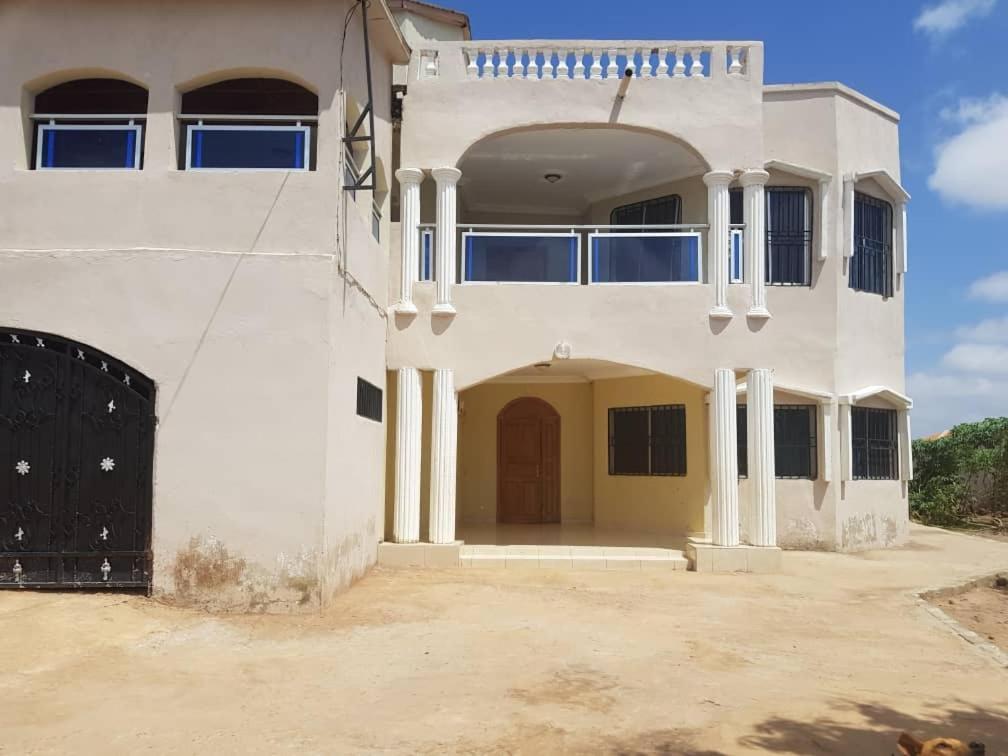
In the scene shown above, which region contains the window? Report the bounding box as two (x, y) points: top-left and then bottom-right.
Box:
(356, 378), (382, 422)
(736, 404), (818, 480)
(851, 407), (898, 480)
(419, 229), (434, 281)
(850, 192), (893, 297)
(179, 78), (318, 171)
(371, 199), (382, 242)
(32, 79), (148, 170)
(608, 404), (686, 476)
(610, 194), (682, 226)
(766, 187), (812, 286)
(774, 405), (817, 479)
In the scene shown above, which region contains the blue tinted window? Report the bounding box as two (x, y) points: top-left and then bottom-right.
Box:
(188, 127), (308, 169)
(38, 127), (139, 169)
(591, 235), (700, 283)
(464, 235), (578, 283)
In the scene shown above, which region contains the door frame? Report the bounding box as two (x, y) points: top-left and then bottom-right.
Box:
(496, 396), (561, 525)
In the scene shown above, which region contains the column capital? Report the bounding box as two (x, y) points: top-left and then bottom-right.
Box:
(432, 166), (462, 184)
(703, 169), (735, 187)
(395, 167), (425, 185)
(739, 169), (770, 187)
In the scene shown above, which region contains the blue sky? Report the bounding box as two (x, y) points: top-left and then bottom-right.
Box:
(448, 0), (1008, 436)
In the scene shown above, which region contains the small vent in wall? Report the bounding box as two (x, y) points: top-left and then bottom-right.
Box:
(356, 378), (383, 422)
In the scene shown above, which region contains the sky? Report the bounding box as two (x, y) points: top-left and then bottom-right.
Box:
(447, 0), (1008, 437)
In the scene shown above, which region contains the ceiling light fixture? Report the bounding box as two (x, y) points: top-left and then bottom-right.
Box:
(534, 362), (551, 369)
(543, 173), (563, 184)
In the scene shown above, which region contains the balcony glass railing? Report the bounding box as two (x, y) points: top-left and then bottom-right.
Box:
(589, 232), (702, 284)
(462, 231), (580, 284)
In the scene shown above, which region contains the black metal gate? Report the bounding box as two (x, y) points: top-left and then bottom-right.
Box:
(0, 328), (154, 589)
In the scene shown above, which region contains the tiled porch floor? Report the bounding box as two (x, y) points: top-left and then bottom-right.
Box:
(456, 524), (689, 570)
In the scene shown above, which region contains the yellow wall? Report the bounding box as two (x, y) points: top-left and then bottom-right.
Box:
(592, 375), (707, 534)
(457, 382), (594, 525)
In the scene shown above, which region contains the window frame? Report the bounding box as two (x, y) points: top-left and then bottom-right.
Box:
(34, 121), (144, 171)
(609, 194), (683, 226)
(183, 122), (312, 172)
(851, 406), (899, 480)
(736, 403), (819, 480)
(765, 186), (813, 287)
(608, 404), (687, 477)
(849, 191), (894, 298)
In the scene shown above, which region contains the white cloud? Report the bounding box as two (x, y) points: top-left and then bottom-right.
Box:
(942, 343), (1008, 373)
(908, 370), (1008, 435)
(914, 0), (997, 35)
(929, 95), (1008, 208)
(968, 270), (1008, 301)
(955, 314), (1008, 341)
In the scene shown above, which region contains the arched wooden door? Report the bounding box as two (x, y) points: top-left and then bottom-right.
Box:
(0, 328), (155, 589)
(497, 398), (560, 524)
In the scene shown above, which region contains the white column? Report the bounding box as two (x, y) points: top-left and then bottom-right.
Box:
(393, 367), (422, 543)
(740, 169), (770, 319)
(896, 202), (908, 275)
(704, 170), (734, 319)
(429, 368), (458, 544)
(394, 168), (423, 315)
(843, 176), (855, 259)
(839, 402), (853, 481)
(432, 167), (461, 316)
(819, 398), (834, 483)
(747, 368), (776, 547)
(818, 178), (831, 261)
(899, 409), (914, 481)
(711, 368), (740, 546)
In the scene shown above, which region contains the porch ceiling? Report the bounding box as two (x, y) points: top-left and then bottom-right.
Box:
(487, 358), (657, 384)
(457, 127), (706, 216)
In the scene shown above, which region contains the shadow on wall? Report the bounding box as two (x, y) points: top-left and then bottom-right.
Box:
(737, 699), (1004, 755)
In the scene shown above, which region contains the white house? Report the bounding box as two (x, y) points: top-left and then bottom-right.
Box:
(0, 0), (912, 608)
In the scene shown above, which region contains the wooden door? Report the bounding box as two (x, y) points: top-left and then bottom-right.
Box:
(497, 398), (560, 524)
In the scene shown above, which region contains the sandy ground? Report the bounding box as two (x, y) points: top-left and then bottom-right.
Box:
(2, 524), (1008, 755)
(943, 578), (1008, 653)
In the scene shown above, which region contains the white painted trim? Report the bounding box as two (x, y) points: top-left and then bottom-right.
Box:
(819, 399), (833, 483)
(818, 178), (830, 261)
(460, 231), (581, 285)
(839, 402), (852, 482)
(897, 203), (908, 275)
(729, 228), (744, 283)
(842, 385), (913, 410)
(177, 113), (318, 122)
(184, 123), (311, 172)
(35, 123), (143, 171)
(485, 374), (590, 384)
(763, 82), (900, 122)
(853, 169), (911, 203)
(736, 382), (833, 402)
(842, 176), (855, 259)
(764, 159), (832, 182)
(899, 409), (914, 482)
(588, 231), (704, 285)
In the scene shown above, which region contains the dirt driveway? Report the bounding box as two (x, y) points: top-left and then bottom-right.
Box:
(2, 524), (1007, 755)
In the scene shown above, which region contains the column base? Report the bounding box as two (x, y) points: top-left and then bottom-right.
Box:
(378, 541), (462, 568)
(708, 306), (733, 320)
(686, 539), (782, 573)
(432, 303), (457, 317)
(746, 306), (771, 320)
(393, 301), (418, 316)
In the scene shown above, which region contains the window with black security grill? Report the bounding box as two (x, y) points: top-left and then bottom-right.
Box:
(850, 192), (893, 297)
(774, 405), (818, 479)
(851, 407), (899, 480)
(356, 378), (382, 422)
(766, 187), (812, 286)
(610, 194), (682, 226)
(737, 405), (748, 477)
(608, 405), (686, 476)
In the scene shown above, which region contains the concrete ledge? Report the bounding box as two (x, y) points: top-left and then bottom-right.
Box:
(377, 541), (461, 568)
(686, 541), (782, 573)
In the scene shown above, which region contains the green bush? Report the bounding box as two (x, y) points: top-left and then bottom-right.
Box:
(910, 417), (1008, 527)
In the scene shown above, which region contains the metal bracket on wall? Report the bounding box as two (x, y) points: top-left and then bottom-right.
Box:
(343, 0), (377, 192)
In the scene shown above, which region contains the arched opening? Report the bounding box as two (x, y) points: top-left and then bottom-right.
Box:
(31, 78), (149, 170)
(179, 77), (319, 170)
(453, 358), (705, 560)
(0, 327), (155, 590)
(454, 125), (712, 285)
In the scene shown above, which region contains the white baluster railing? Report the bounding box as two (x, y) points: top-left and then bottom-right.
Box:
(459, 44), (731, 80)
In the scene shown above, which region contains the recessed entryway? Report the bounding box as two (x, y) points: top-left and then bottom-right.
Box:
(497, 397), (560, 524)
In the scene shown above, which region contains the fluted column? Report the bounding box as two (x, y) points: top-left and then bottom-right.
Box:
(393, 367), (422, 543)
(432, 167), (461, 316)
(429, 368), (458, 544)
(747, 368), (776, 546)
(711, 368), (740, 546)
(741, 169), (770, 319)
(704, 170), (734, 319)
(394, 168), (424, 315)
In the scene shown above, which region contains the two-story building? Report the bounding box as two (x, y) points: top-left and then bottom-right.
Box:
(0, 0), (912, 608)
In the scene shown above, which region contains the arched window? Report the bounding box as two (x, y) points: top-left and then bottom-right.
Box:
(32, 78), (148, 170)
(179, 78), (318, 171)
